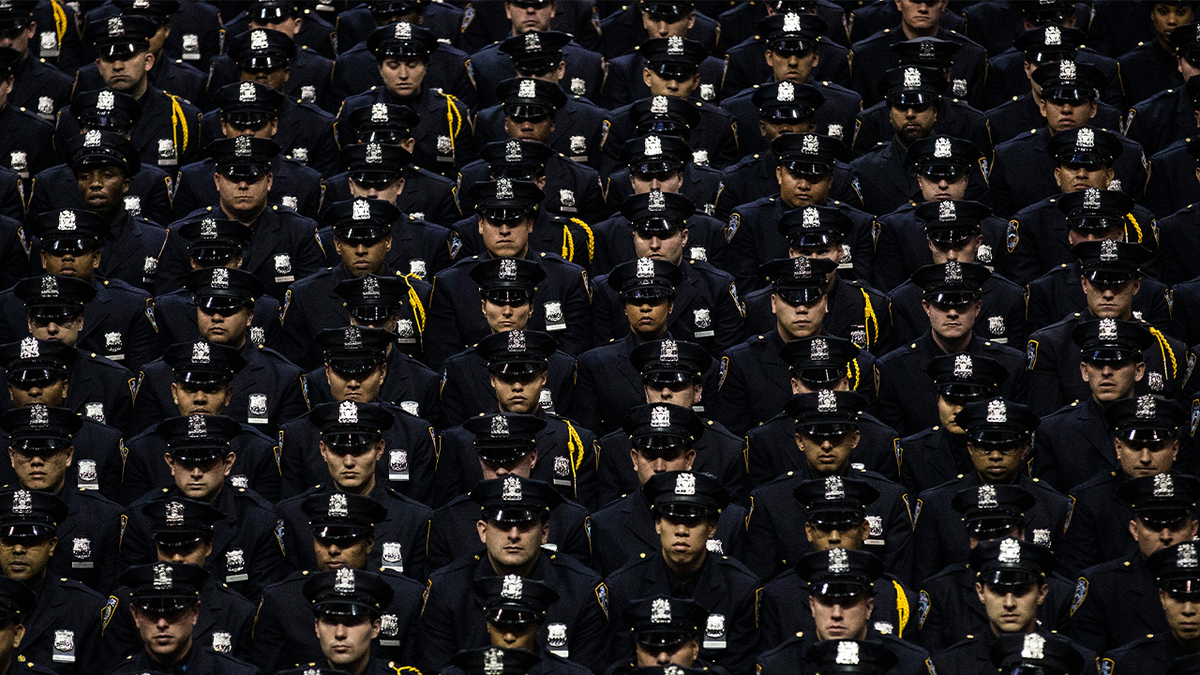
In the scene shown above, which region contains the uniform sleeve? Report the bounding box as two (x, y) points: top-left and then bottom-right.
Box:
(271, 367), (311, 431)
(124, 298), (164, 373)
(873, 359), (910, 435)
(713, 276), (747, 354)
(717, 580), (760, 675)
(563, 579), (613, 673)
(169, 170), (204, 224)
(711, 352), (756, 439)
(245, 509), (289, 600)
(398, 423), (438, 506)
(1023, 336), (1065, 418)
(246, 436), (282, 503)
(404, 516), (431, 584)
(878, 490), (915, 587)
(743, 495), (782, 580)
(278, 426), (309, 500)
(1063, 573), (1106, 655)
(425, 274), (467, 370)
(872, 219), (908, 293)
(416, 578), (463, 673)
(153, 228), (191, 296)
(986, 151), (1018, 220)
(248, 591), (290, 673)
(909, 497), (946, 584)
(117, 511), (155, 569)
(587, 278), (620, 347)
(550, 266), (594, 356)
(553, 509), (593, 568)
(437, 362), (472, 431)
(305, 119), (341, 178)
(566, 358), (603, 434)
(717, 208), (762, 294)
(293, 223), (327, 284)
(1056, 494), (1093, 577)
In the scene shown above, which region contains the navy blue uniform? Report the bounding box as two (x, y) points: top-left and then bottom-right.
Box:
(568, 333), (659, 436)
(458, 154), (604, 224)
(149, 290), (282, 353)
(329, 42), (477, 111)
(1151, 203), (1200, 287)
(599, 52), (726, 110)
(452, 210), (594, 272)
(851, 28), (987, 107)
(459, 1), (600, 54)
(715, 154), (863, 222)
(55, 88), (201, 172)
(206, 46), (332, 111)
(888, 273), (1028, 349)
(27, 162), (173, 226)
(0, 213), (28, 291)
(896, 425), (973, 496)
(851, 98), (993, 161)
(601, 98), (739, 173)
(108, 641), (257, 675)
(1125, 87), (1194, 157)
(104, 576), (256, 663)
(932, 632), (1096, 675)
(721, 38), (852, 100)
(27, 213), (169, 294)
(473, 96), (612, 170)
(475, 41), (605, 109)
(742, 277), (891, 358)
(1058, 471), (1141, 577)
(336, 2), (466, 49)
(605, 162), (721, 220)
(74, 57), (206, 109)
(872, 203), (1008, 292)
(758, 630), (928, 675)
(0, 103), (56, 180)
(9, 53), (73, 121)
(985, 94), (1123, 146)
(985, 44), (1122, 111)
(302, 346), (440, 423)
(196, 98), (340, 177)
(315, 216), (454, 281)
(596, 5), (718, 59)
(47, 486), (126, 594)
(1026, 262), (1171, 332)
(320, 167), (462, 227)
(758, 571), (916, 650)
(850, 135), (991, 217)
(1033, 399), (1133, 495)
(744, 409), (899, 488)
(338, 86), (475, 178)
(0, 418), (123, 502)
(1143, 142), (1200, 226)
(172, 155), (324, 220)
(1169, 280), (1200, 346)
(0, 166), (23, 221)
(438, 345), (576, 428)
(1071, 553), (1168, 655)
(19, 575), (105, 675)
(424, 492), (591, 571)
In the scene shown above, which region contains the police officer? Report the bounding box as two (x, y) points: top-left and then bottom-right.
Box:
(887, 200), (1026, 347)
(0, 576), (53, 675)
(277, 334), (437, 502)
(474, 29), (603, 110)
(439, 259), (574, 427)
(0, 488), (105, 675)
(1058, 396), (1195, 575)
(1125, 23), (1200, 158)
(104, 496), (256, 660)
(1103, 540), (1200, 672)
(426, 413), (591, 568)
(992, 633), (1088, 675)
(874, 262), (1024, 435)
(156, 137), (326, 300)
(606, 595), (721, 672)
(337, 22), (474, 177)
(603, 470), (757, 675)
(0, 46), (55, 181)
(758, 481), (916, 647)
(459, 0), (602, 55)
(721, 4), (851, 92)
(896, 353), (1009, 495)
(321, 104), (462, 227)
(1119, 4), (1194, 103)
(454, 578), (590, 675)
(425, 178), (592, 367)
(602, 35), (725, 111)
(1071, 474), (1200, 654)
(911, 398), (1071, 583)
(207, 22), (332, 110)
(598, 1), (719, 60)
(150, 237), (283, 351)
(1147, 113), (1200, 258)
(797, 640), (913, 675)
(255, 493), (425, 672)
(0, 2), (72, 117)
(174, 83), (323, 219)
(420, 475), (608, 672)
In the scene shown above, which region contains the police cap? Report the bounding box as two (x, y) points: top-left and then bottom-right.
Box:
(315, 326), (391, 375)
(1070, 318), (1153, 364)
(952, 484), (1034, 538)
(621, 190), (695, 235)
(907, 136), (981, 179)
(0, 404), (80, 455)
(622, 403), (705, 454)
(158, 413), (240, 464)
(464, 413), (547, 466)
(470, 258), (546, 305)
(622, 135), (691, 175)
(954, 397), (1039, 447)
(178, 217), (252, 267)
(1045, 126), (1122, 167)
(641, 36), (706, 79)
(496, 77), (568, 119)
(325, 197), (397, 243)
(341, 142), (410, 187)
(990, 632), (1085, 675)
(228, 28), (295, 72)
(794, 476), (879, 530)
(1118, 473), (1200, 529)
(470, 475), (562, 524)
(302, 491), (388, 542)
(1171, 22), (1200, 59)
(759, 11), (825, 54)
(916, 200), (991, 249)
(164, 341), (247, 385)
(971, 537), (1054, 587)
(451, 647), (541, 675)
(1013, 25), (1086, 64)
(880, 65), (944, 106)
(631, 96), (701, 137)
(0, 488), (66, 539)
(475, 575), (559, 627)
(1075, 239), (1151, 286)
(752, 81), (824, 122)
(14, 275), (96, 323)
(367, 21), (437, 61)
(779, 335), (859, 387)
(120, 562), (208, 612)
(1031, 59), (1103, 100)
(890, 36), (961, 70)
(796, 548), (884, 599)
(910, 261), (991, 306)
(476, 330), (558, 376)
(785, 390), (865, 438)
(243, 0), (298, 23)
(480, 139), (553, 180)
(926, 353), (1008, 400)
(303, 567), (394, 618)
(88, 14), (155, 58)
(213, 81), (284, 129)
(607, 258), (683, 301)
(772, 133), (839, 175)
(0, 337), (75, 388)
(760, 256), (835, 306)
(469, 178), (544, 223)
(70, 89), (141, 132)
(499, 30), (571, 75)
(346, 103), (421, 145)
(639, 0), (692, 21)
(0, 577), (35, 625)
(630, 338), (711, 387)
(334, 274), (410, 325)
(806, 639), (898, 675)
(65, 130), (140, 177)
(1150, 541), (1200, 594)
(209, 136), (278, 181)
(1105, 394), (1188, 444)
(185, 267), (263, 313)
(142, 494), (224, 548)
(622, 595), (707, 650)
(33, 208), (109, 255)
(1056, 188), (1134, 233)
(778, 204), (853, 249)
(643, 470), (728, 520)
(311, 400), (395, 450)
(0, 1), (34, 31)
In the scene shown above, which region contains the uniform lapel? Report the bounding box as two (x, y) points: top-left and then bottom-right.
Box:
(622, 492), (663, 550)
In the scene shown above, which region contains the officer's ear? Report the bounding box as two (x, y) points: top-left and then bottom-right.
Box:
(281, 67), (291, 85)
(371, 438), (385, 462)
(1134, 361), (1146, 382)
(45, 536), (56, 557)
(9, 623), (23, 649)
(642, 67), (654, 89)
(804, 521), (815, 543)
(222, 452), (236, 476)
(554, 61), (566, 82)
(682, 447), (696, 470)
(143, 50), (155, 73)
(476, 519), (488, 544)
(975, 581), (986, 605)
(847, 429), (861, 450)
(370, 617), (382, 640)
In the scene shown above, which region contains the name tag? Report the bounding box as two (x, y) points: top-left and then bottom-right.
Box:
(226, 573), (249, 583)
(274, 275), (294, 284)
(694, 330), (715, 338)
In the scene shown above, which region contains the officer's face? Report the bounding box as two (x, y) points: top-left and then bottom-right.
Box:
(315, 614), (381, 670)
(248, 16), (303, 39)
(634, 228), (689, 266)
(1081, 277), (1140, 319)
(166, 451), (235, 500)
(335, 236), (392, 277)
(8, 377), (68, 408)
(480, 449), (538, 481)
(792, 377), (851, 395)
(96, 51), (154, 95)
(936, 393), (982, 434)
(772, 293), (828, 340)
(644, 381), (701, 408)
(319, 439), (385, 492)
(0, 22), (34, 55)
(624, 297), (673, 338)
(797, 429), (860, 476)
(631, 170), (684, 195)
(147, 23), (170, 57)
(928, 233), (983, 265)
(326, 363), (388, 403)
(776, 165), (833, 208)
(314, 535), (373, 571)
(506, 1), (555, 32)
(1152, 3), (1194, 39)
(215, 171), (274, 219)
(1130, 515), (1198, 558)
(0, 535), (55, 581)
(348, 175), (405, 203)
(9, 446), (72, 493)
(635, 637), (699, 667)
(482, 298), (533, 333)
(170, 382), (233, 415)
(974, 582), (1047, 634)
(487, 618), (541, 651)
(197, 305), (253, 348)
(1038, 96), (1098, 133)
(1053, 163), (1113, 193)
(641, 10), (696, 38)
(631, 446), (695, 487)
(642, 69), (701, 99)
(238, 66), (290, 92)
(917, 172), (969, 202)
(379, 58), (427, 98)
(887, 103), (938, 145)
(479, 216), (534, 258)
(966, 441), (1027, 483)
(809, 593), (872, 641)
(132, 603), (199, 662)
(477, 517), (549, 569)
(895, 0), (947, 32)
(75, 165), (130, 216)
(923, 299), (981, 341)
(156, 538), (212, 566)
(654, 513), (717, 566)
(765, 49), (819, 84)
(491, 370), (548, 414)
(1180, 55), (1200, 81)
(1161, 590), (1200, 641)
(1115, 437), (1179, 479)
(504, 113), (556, 144)
(220, 118), (278, 141)
(759, 119), (816, 141)
(805, 521), (869, 551)
(26, 312), (84, 348)
(41, 248), (101, 283)
(1081, 358), (1144, 402)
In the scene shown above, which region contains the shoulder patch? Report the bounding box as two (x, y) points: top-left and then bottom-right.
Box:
(101, 595), (118, 630)
(1007, 220), (1019, 253)
(1026, 340), (1038, 370)
(1070, 577), (1088, 616)
(595, 582), (609, 618)
(917, 590), (930, 629)
(725, 213), (740, 243)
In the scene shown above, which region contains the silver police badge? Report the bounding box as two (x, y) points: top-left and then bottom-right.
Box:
(212, 632), (232, 653)
(383, 542), (403, 566)
(389, 449), (409, 481)
(704, 614), (726, 649)
(249, 327), (266, 346)
(988, 316), (1005, 336)
(77, 459), (98, 485)
(274, 254), (293, 283)
(248, 394), (268, 423)
(157, 139), (175, 166)
(544, 301), (564, 327)
(84, 402), (105, 423)
(53, 630), (74, 662)
(547, 623), (568, 651)
(694, 308), (711, 329)
(105, 331), (123, 355)
(226, 549), (246, 573)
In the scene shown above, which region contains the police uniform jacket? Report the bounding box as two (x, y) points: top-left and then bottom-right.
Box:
(1056, 470), (1156, 577)
(171, 155), (324, 220)
(277, 402), (436, 503)
(424, 491), (591, 572)
(599, 52), (726, 111)
(425, 251), (592, 368)
(108, 645), (257, 675)
(55, 349), (135, 433)
(850, 27), (988, 108)
(916, 563), (1076, 653)
(596, 420), (748, 508)
(587, 490), (748, 578)
(316, 217), (453, 282)
(9, 53), (72, 121)
(717, 0), (846, 55)
(568, 332), (668, 436)
(149, 289), (281, 353)
(118, 422), (281, 504)
(55, 89), (201, 172)
(0, 166), (22, 221)
(252, 567), (423, 673)
(156, 0), (222, 69)
(1026, 263), (1171, 332)
(320, 167), (462, 227)
(220, 7), (336, 60)
(1032, 398), (1129, 496)
(457, 155), (604, 224)
(597, 5), (719, 59)
(27, 162), (173, 226)
(338, 86), (475, 177)
(741, 276), (891, 356)
(197, 98), (340, 177)
(1168, 280), (1200, 346)
(722, 79), (861, 159)
(75, 57), (206, 110)
(890, 271), (1026, 349)
(957, 1), (1056, 57)
(121, 483), (288, 599)
(714, 153), (862, 221)
(849, 1), (967, 44)
(872, 202), (1007, 293)
(28, 0), (81, 70)
(474, 96), (612, 170)
(1004, 196), (1158, 287)
(757, 630), (928, 675)
(206, 47), (332, 111)
(419, 551), (609, 673)
(896, 425), (973, 496)
(875, 332), (1025, 435)
(587, 212), (725, 278)
(157, 204), (326, 300)
(757, 570), (916, 650)
(475, 41), (604, 109)
(452, 210), (594, 271)
(932, 631), (1096, 675)
(720, 29), (852, 99)
(1024, 313), (1188, 418)
(434, 411), (598, 508)
(35, 213), (167, 295)
(449, 649), (588, 675)
(303, 346), (440, 423)
(1149, 202), (1200, 286)
(0, 214), (28, 291)
(337, 2), (467, 51)
(132, 340), (308, 437)
(0, 417), (123, 501)
(438, 345), (575, 429)
(989, 130), (1148, 219)
(1126, 86), (1195, 157)
(851, 98), (993, 160)
(985, 93), (1124, 146)
(911, 472), (1070, 583)
(104, 576), (256, 663)
(1143, 141), (1200, 225)
(277, 481), (432, 580)
(605, 162), (721, 220)
(745, 466), (913, 582)
(45, 484), (126, 593)
(1105, 634), (1194, 675)
(601, 98), (739, 174)
(1070, 552), (1169, 655)
(985, 45), (1122, 111)
(19, 574), (105, 675)
(0, 103), (55, 180)
(743, 408), (899, 488)
(329, 41), (477, 113)
(849, 135), (992, 218)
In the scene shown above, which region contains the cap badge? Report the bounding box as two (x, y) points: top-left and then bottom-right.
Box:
(507, 330), (526, 353)
(810, 337), (829, 361)
(920, 39), (936, 59)
(329, 493), (348, 517)
(636, 257), (656, 279)
(153, 562), (172, 590)
(834, 641), (860, 665)
(1137, 394), (1157, 420)
(1154, 473), (1175, 498)
(484, 648), (504, 675)
(648, 190), (666, 212)
(651, 95), (669, 114)
(817, 389), (837, 413)
(29, 404), (47, 429)
(249, 29), (270, 51)
(954, 354), (973, 378)
(651, 597), (672, 623)
(777, 81), (794, 102)
(363, 276), (380, 298)
(370, 103), (388, 123)
(234, 135), (252, 157)
(501, 475), (522, 501)
(824, 476), (845, 500)
(200, 218), (217, 238)
(393, 22), (412, 39)
(107, 16), (124, 36)
(498, 259), (518, 281)
(517, 79), (537, 99)
(938, 200), (956, 222)
(903, 67), (922, 88)
(1179, 543), (1199, 568)
(1099, 318), (1118, 341)
(492, 415), (510, 438)
(335, 567), (355, 593)
(798, 136), (821, 157)
(192, 341), (210, 364)
(524, 31), (540, 50)
(998, 538), (1022, 564)
(187, 414), (206, 438)
(1100, 238), (1118, 262)
(501, 574), (523, 599)
(238, 82), (257, 103)
(794, 256), (811, 276)
(345, 326), (362, 350)
(644, 135), (663, 157)
(11, 490), (30, 516)
(364, 142), (383, 165)
(944, 261), (962, 283)
(18, 337), (37, 360)
(650, 405), (671, 428)
(1077, 127), (1094, 150)
(96, 90), (115, 113)
(211, 267), (229, 289)
(166, 501), (185, 525)
(496, 177), (514, 200)
(783, 12), (801, 32)
(505, 140), (522, 163)
(338, 400), (358, 425)
(83, 130), (102, 149)
(352, 199), (372, 221)
(986, 399), (1007, 423)
(660, 339), (678, 363)
(1045, 26), (1062, 46)
(802, 206), (820, 228)
(667, 36), (684, 55)
(674, 472), (696, 496)
(40, 275), (58, 298)
(828, 547), (850, 574)
(1060, 59), (1076, 82)
(58, 210), (76, 231)
(1021, 633), (1046, 660)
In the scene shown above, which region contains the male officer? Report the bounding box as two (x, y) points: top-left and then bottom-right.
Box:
(474, 29), (603, 109)
(598, 1), (719, 60)
(1103, 540), (1200, 672)
(744, 391), (912, 580)
(277, 331), (437, 502)
(588, 404), (750, 577)
(601, 35), (725, 111)
(607, 595), (718, 671)
(928, 538), (1095, 674)
(887, 201), (1026, 348)
(298, 567), (415, 675)
(757, 480), (916, 646)
(438, 259), (575, 428)
(109, 562), (255, 675)
(425, 178), (591, 368)
(911, 397), (1071, 583)
(1071, 473), (1200, 654)
(337, 22), (473, 177)
(419, 475), (608, 672)
(0, 576), (53, 675)
(896, 353), (1009, 495)
(991, 633), (1088, 675)
(0, 488), (105, 675)
(1058, 395), (1194, 575)
(1124, 22), (1200, 157)
(462, 575), (590, 675)
(119, 388), (289, 600)
(589, 198), (745, 354)
(1150, 129), (1200, 284)
(206, 20), (332, 111)
(874, 262), (1025, 435)
(595, 337), (747, 506)
(173, 83), (323, 219)
(156, 136), (326, 300)
(0, 47), (55, 181)
(603, 470), (759, 675)
(255, 493), (425, 672)
(425, 412), (591, 570)
(0, 2), (72, 115)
